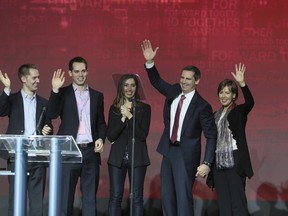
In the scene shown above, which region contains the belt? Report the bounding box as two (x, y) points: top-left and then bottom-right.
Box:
(77, 142), (94, 148)
(169, 140), (181, 146)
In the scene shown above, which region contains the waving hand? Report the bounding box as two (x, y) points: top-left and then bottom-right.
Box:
(231, 63), (246, 87)
(141, 39), (159, 63)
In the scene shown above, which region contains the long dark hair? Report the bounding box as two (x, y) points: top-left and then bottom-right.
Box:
(112, 74), (141, 110)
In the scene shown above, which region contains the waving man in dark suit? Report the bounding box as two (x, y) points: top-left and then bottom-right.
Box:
(141, 40), (217, 216)
(47, 56), (106, 216)
(0, 64), (52, 216)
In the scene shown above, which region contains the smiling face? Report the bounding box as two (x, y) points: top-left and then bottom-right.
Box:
(218, 85), (236, 108)
(123, 78), (136, 100)
(21, 68), (40, 94)
(180, 70), (200, 94)
(69, 62), (88, 87)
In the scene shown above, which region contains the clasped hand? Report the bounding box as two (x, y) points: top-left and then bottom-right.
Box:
(42, 125), (52, 135)
(94, 138), (104, 153)
(120, 105), (132, 119)
(196, 164), (211, 178)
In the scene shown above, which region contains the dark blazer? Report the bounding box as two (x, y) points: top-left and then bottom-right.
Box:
(47, 84), (106, 156)
(227, 85), (254, 178)
(146, 65), (217, 178)
(0, 91), (50, 160)
(107, 102), (151, 167)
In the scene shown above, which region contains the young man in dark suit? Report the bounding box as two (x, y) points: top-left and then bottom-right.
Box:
(0, 64), (52, 216)
(141, 40), (217, 216)
(47, 56), (106, 216)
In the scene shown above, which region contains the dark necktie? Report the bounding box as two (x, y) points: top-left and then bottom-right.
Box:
(171, 95), (186, 144)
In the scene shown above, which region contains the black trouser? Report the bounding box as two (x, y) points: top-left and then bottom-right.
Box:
(213, 150), (250, 216)
(108, 161), (147, 216)
(61, 145), (100, 216)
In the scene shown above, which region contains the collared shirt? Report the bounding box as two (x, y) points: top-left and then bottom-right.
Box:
(170, 90), (195, 142)
(145, 62), (196, 142)
(73, 84), (93, 144)
(21, 89), (37, 135)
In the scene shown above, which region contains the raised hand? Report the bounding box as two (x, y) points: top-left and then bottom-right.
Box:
(52, 69), (65, 93)
(231, 63), (246, 87)
(141, 39), (159, 63)
(0, 70), (11, 89)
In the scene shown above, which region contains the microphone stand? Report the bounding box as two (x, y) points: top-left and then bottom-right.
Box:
(130, 100), (136, 216)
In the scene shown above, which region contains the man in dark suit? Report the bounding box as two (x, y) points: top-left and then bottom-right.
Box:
(0, 64), (52, 216)
(47, 56), (106, 216)
(141, 40), (217, 216)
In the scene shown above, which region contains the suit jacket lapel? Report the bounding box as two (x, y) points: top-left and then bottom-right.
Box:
(167, 85), (184, 127)
(35, 95), (43, 123)
(167, 94), (179, 126)
(68, 85), (80, 120)
(181, 91), (198, 136)
(16, 92), (25, 129)
(89, 88), (96, 125)
(166, 85), (182, 130)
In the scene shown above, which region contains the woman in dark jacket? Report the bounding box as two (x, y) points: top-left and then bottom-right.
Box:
(107, 74), (151, 216)
(213, 63), (254, 216)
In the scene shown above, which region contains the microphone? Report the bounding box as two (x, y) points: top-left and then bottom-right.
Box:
(36, 107), (46, 135)
(28, 107), (46, 149)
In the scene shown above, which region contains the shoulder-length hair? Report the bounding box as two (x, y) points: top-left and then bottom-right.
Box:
(217, 79), (239, 101)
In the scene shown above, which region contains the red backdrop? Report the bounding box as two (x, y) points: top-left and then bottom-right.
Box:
(0, 0), (287, 206)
